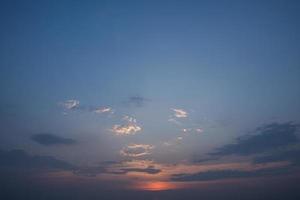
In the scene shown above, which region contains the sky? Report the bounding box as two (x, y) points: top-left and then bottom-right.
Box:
(1, 0), (300, 199)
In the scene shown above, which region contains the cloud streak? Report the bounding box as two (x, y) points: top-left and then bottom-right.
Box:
(171, 167), (293, 182)
(93, 107), (113, 114)
(59, 99), (80, 110)
(117, 166), (161, 174)
(182, 128), (204, 134)
(74, 160), (161, 177)
(31, 133), (77, 146)
(209, 122), (299, 156)
(253, 148), (300, 166)
(58, 99), (113, 115)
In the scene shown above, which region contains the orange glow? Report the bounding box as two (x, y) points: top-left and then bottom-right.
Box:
(137, 181), (177, 191)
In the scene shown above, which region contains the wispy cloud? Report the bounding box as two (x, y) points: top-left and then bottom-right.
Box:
(126, 95), (150, 107)
(31, 133), (77, 146)
(59, 99), (80, 110)
(163, 136), (184, 146)
(182, 128), (204, 134)
(111, 116), (142, 136)
(93, 107), (113, 114)
(120, 144), (154, 157)
(172, 108), (188, 118)
(58, 99), (113, 116)
(168, 118), (182, 126)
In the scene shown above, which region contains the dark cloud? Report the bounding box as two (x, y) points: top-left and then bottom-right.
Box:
(171, 167), (293, 182)
(209, 122), (299, 156)
(254, 148), (300, 166)
(31, 133), (77, 146)
(114, 166), (161, 175)
(74, 163), (161, 177)
(73, 166), (107, 177)
(126, 96), (150, 107)
(192, 156), (220, 163)
(0, 149), (75, 170)
(72, 161), (115, 177)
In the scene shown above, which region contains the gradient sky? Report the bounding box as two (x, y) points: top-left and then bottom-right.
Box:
(1, 0), (300, 199)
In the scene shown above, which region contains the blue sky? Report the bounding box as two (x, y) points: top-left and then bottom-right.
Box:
(1, 0), (300, 199)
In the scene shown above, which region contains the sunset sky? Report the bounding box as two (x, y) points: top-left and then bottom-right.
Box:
(1, 0), (300, 199)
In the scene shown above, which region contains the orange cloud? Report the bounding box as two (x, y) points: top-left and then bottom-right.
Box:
(111, 116), (142, 135)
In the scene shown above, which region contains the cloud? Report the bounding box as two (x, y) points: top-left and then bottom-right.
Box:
(0, 149), (75, 170)
(58, 99), (113, 115)
(73, 166), (107, 177)
(168, 118), (182, 126)
(120, 144), (154, 157)
(209, 122), (299, 156)
(31, 133), (77, 146)
(253, 148), (300, 166)
(116, 166), (161, 175)
(196, 128), (204, 133)
(74, 160), (161, 177)
(182, 128), (191, 133)
(163, 136), (184, 146)
(171, 108), (188, 118)
(171, 167), (292, 182)
(182, 128), (204, 134)
(110, 116), (142, 136)
(59, 99), (80, 110)
(93, 107), (113, 114)
(109, 160), (162, 175)
(193, 156), (221, 163)
(111, 125), (141, 135)
(126, 95), (150, 107)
